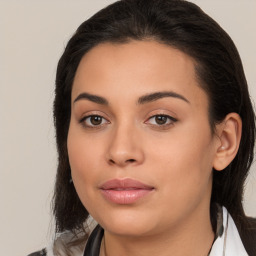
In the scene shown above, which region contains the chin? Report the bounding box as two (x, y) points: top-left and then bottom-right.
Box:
(104, 221), (155, 237)
(95, 208), (160, 237)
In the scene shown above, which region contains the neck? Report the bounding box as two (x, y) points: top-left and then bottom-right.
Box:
(100, 207), (215, 256)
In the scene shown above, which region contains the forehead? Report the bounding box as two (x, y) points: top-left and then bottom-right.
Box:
(72, 40), (208, 109)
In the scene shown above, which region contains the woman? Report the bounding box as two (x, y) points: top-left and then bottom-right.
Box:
(29, 0), (256, 255)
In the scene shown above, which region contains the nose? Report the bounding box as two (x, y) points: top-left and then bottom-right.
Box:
(106, 123), (145, 167)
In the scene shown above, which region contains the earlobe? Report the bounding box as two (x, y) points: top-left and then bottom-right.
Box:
(213, 113), (242, 171)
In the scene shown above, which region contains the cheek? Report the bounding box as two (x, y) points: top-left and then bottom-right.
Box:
(146, 139), (213, 225)
(145, 122), (214, 197)
(67, 124), (104, 198)
(67, 133), (107, 219)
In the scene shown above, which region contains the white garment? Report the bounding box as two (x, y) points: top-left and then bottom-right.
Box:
(209, 207), (248, 256)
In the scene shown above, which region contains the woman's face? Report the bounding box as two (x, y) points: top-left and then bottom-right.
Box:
(68, 41), (220, 237)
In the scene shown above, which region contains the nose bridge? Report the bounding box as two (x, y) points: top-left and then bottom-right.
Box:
(106, 118), (144, 166)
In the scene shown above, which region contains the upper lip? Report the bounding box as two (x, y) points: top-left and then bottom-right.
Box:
(99, 178), (154, 190)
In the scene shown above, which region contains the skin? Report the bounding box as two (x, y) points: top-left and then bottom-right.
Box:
(67, 40), (241, 256)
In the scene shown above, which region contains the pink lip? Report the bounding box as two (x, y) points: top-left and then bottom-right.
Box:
(99, 178), (154, 205)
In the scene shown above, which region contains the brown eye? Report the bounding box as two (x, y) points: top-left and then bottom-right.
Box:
(90, 115), (103, 125)
(80, 115), (109, 127)
(146, 114), (177, 126)
(155, 115), (168, 125)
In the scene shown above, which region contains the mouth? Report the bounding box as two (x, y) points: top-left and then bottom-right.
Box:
(99, 178), (155, 205)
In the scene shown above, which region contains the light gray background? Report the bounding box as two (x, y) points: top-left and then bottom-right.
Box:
(1, 1), (255, 256)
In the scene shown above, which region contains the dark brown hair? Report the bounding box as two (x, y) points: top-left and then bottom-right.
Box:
(53, 0), (256, 254)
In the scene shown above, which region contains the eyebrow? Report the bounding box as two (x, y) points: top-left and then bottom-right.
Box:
(73, 91), (190, 105)
(74, 92), (109, 105)
(137, 91), (190, 104)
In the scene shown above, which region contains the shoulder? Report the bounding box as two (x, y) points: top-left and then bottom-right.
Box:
(26, 230), (88, 256)
(27, 217), (97, 256)
(27, 248), (47, 256)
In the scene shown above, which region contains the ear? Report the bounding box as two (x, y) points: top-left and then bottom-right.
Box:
(213, 113), (242, 171)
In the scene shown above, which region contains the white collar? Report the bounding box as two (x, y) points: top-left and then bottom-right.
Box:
(209, 207), (248, 256)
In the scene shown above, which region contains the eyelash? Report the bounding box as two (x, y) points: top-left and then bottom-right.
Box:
(79, 114), (177, 129)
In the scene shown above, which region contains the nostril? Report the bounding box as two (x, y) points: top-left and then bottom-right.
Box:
(127, 159), (136, 163)
(108, 158), (136, 165)
(109, 159), (115, 164)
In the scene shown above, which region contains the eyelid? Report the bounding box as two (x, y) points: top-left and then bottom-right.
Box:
(145, 109), (177, 120)
(79, 110), (110, 121)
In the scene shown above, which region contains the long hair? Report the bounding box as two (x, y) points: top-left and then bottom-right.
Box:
(53, 0), (255, 254)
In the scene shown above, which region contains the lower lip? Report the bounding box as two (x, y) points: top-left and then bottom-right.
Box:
(100, 189), (153, 204)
